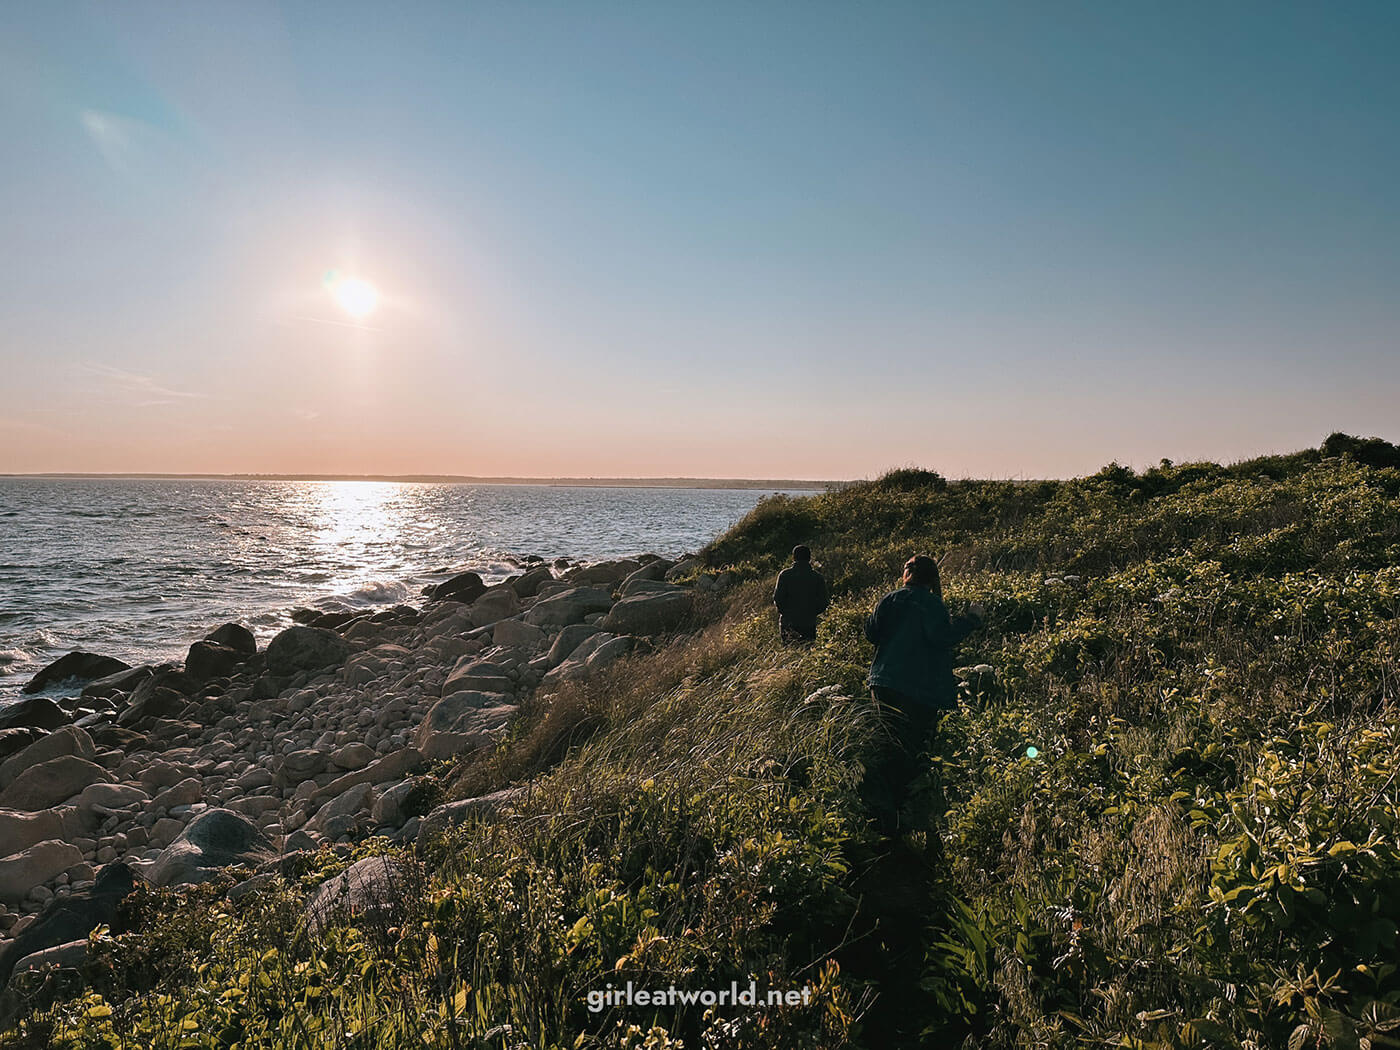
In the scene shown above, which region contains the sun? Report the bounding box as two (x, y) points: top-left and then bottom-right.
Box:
(323, 272), (379, 320)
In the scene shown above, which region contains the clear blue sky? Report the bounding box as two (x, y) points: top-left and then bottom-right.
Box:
(2, 2), (1397, 478)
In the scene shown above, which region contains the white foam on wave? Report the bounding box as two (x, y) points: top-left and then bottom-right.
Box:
(313, 578), (414, 611)
(0, 648), (31, 666)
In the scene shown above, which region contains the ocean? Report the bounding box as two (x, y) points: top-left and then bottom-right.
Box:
(0, 478), (808, 702)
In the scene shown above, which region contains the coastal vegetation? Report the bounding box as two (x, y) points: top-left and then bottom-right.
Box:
(4, 435), (1400, 1048)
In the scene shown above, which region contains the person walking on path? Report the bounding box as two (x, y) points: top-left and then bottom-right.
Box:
(862, 553), (982, 835)
(773, 545), (829, 644)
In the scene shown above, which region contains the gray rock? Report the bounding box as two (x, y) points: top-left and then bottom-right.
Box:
(22, 652), (131, 695)
(600, 590), (694, 636)
(265, 627), (350, 676)
(80, 665), (154, 700)
(546, 624), (604, 667)
(469, 585), (522, 628)
(0, 809), (68, 857)
(0, 697), (70, 734)
(416, 788), (525, 848)
(490, 618), (546, 652)
(304, 856), (410, 934)
(330, 743), (375, 771)
(566, 559), (642, 586)
(311, 748), (424, 805)
(205, 623), (257, 658)
(280, 749), (328, 783)
(415, 693), (516, 761)
(311, 783), (375, 836)
(511, 565), (554, 598)
(0, 861), (138, 987)
(442, 659), (515, 695)
(0, 756), (112, 812)
(430, 571), (486, 604)
(77, 782), (148, 813)
(150, 809), (274, 888)
(664, 557), (702, 581)
(150, 777), (202, 810)
(0, 840), (83, 906)
(184, 640), (244, 683)
(370, 779), (419, 827)
(620, 559), (674, 590)
(524, 587), (615, 627)
(0, 726), (96, 791)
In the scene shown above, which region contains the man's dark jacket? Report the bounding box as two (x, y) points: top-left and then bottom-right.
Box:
(865, 584), (978, 709)
(773, 562), (829, 639)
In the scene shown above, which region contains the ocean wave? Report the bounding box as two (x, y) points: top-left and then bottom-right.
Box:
(313, 579), (414, 611)
(0, 649), (31, 666)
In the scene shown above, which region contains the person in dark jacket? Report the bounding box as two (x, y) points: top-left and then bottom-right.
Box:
(861, 553), (982, 835)
(773, 545), (829, 643)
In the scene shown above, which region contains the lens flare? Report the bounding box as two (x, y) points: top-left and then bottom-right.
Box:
(1025, 746), (1040, 759)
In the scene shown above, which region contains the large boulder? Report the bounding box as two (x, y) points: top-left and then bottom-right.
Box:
(600, 590), (694, 636)
(0, 728), (44, 760)
(0, 809), (68, 857)
(491, 618), (546, 652)
(620, 559), (674, 590)
(546, 624), (604, 668)
(116, 665), (196, 728)
(415, 692), (516, 761)
(416, 787), (525, 848)
(0, 697), (70, 733)
(184, 641), (245, 683)
(543, 633), (635, 685)
(0, 839), (83, 906)
(22, 652), (130, 695)
(469, 586), (522, 628)
(205, 623), (256, 658)
(441, 659), (514, 695)
(279, 749), (329, 785)
(430, 571), (486, 604)
(310, 748), (423, 805)
(150, 808), (274, 888)
(0, 756), (112, 812)
(524, 587), (615, 627)
(304, 855), (411, 935)
(310, 783), (375, 839)
(0, 726), (95, 791)
(265, 626), (350, 676)
(567, 560), (642, 587)
(80, 665), (154, 699)
(511, 565), (554, 598)
(0, 862), (138, 987)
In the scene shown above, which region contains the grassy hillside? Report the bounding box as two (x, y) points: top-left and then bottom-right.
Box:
(8, 435), (1400, 1049)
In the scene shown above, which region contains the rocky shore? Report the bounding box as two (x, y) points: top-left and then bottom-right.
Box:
(0, 553), (733, 989)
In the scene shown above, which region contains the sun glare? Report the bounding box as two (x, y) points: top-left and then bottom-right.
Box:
(323, 271), (379, 320)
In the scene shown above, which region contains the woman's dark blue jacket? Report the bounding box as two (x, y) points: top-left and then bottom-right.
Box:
(865, 584), (978, 710)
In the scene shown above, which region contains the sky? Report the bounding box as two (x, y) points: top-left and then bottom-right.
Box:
(2, 2), (1397, 480)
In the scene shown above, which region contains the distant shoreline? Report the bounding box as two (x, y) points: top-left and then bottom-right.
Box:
(0, 472), (835, 490)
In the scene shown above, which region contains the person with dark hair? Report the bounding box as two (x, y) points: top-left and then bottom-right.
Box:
(861, 554), (982, 835)
(773, 544), (829, 643)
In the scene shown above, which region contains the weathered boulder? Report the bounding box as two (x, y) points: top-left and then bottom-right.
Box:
(150, 809), (274, 888)
(9, 939), (89, 978)
(511, 565), (554, 598)
(330, 742), (375, 771)
(22, 652), (131, 695)
(664, 557), (702, 581)
(304, 855), (411, 935)
(0, 756), (111, 812)
(150, 777), (202, 810)
(567, 559), (642, 586)
(0, 728), (44, 761)
(546, 624), (604, 667)
(138, 760), (197, 792)
(619, 577), (686, 597)
(279, 749), (329, 783)
(80, 665), (153, 699)
(311, 748), (423, 805)
(524, 587), (615, 627)
(371, 779), (420, 827)
(620, 559), (675, 591)
(184, 640), (244, 683)
(117, 666), (196, 728)
(600, 590), (694, 636)
(416, 787), (525, 848)
(415, 693), (516, 761)
(205, 623), (257, 658)
(491, 618), (546, 652)
(0, 809), (67, 857)
(0, 726), (95, 791)
(430, 571), (486, 604)
(469, 585), (522, 628)
(77, 782), (148, 814)
(0, 840), (83, 906)
(265, 627), (350, 676)
(0, 862), (138, 987)
(442, 659), (514, 695)
(310, 783), (375, 839)
(0, 697), (70, 733)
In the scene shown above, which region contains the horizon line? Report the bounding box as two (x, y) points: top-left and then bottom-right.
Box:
(0, 472), (839, 489)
